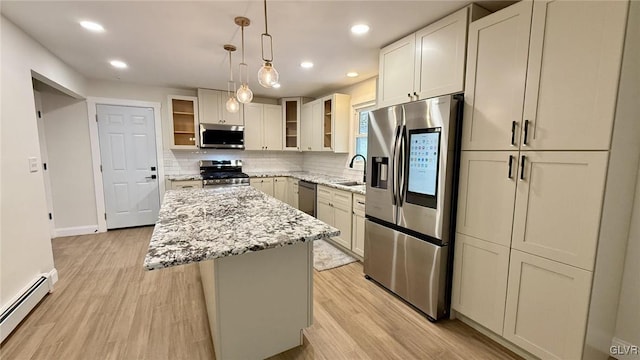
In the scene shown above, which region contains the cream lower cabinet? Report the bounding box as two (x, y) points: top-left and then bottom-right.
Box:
(512, 151), (608, 270)
(452, 234), (509, 335)
(317, 186), (352, 249)
(504, 250), (592, 359)
(169, 179), (203, 190)
(250, 178), (274, 197)
(273, 177), (288, 203)
(287, 178), (299, 209)
(351, 194), (366, 257)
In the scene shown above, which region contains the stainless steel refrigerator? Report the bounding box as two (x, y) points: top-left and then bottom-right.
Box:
(364, 94), (462, 321)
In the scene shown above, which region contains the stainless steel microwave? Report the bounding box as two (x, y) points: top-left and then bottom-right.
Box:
(200, 124), (244, 149)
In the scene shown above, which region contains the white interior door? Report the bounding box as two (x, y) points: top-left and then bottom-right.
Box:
(97, 104), (160, 229)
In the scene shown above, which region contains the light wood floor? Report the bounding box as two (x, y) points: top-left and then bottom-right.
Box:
(1, 227), (520, 360)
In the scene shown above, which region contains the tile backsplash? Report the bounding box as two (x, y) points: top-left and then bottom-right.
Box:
(163, 149), (365, 181)
(163, 150), (304, 175)
(303, 152), (364, 181)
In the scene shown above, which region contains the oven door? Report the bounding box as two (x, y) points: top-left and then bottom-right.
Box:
(200, 124), (244, 149)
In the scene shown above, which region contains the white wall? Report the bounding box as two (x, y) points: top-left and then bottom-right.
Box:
(615, 166), (640, 348)
(584, 2), (640, 358)
(0, 16), (87, 310)
(86, 79), (195, 152)
(40, 89), (97, 231)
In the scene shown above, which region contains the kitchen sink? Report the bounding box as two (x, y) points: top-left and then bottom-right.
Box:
(335, 181), (364, 187)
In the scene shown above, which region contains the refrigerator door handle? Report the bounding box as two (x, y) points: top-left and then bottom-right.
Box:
(391, 125), (401, 205)
(398, 125), (408, 206)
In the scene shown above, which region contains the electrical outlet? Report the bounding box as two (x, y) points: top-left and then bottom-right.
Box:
(28, 157), (39, 173)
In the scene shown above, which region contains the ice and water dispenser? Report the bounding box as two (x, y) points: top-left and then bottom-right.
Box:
(371, 157), (388, 189)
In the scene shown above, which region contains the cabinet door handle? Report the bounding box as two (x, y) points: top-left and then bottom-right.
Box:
(523, 120), (530, 146)
(510, 121), (517, 146)
(520, 155), (526, 181)
(407, 93), (411, 99)
(508, 155), (513, 179)
(357, 201), (365, 205)
(413, 92), (418, 99)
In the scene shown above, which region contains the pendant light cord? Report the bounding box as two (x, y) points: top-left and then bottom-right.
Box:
(263, 0), (268, 35)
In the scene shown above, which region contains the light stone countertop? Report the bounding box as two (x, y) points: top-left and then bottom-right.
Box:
(167, 171), (366, 194)
(144, 186), (340, 270)
(166, 174), (202, 181)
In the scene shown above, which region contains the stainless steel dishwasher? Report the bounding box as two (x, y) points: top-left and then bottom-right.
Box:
(298, 181), (316, 217)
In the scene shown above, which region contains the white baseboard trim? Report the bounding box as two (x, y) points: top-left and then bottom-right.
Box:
(0, 269), (58, 342)
(453, 311), (538, 360)
(54, 225), (98, 238)
(611, 337), (640, 359)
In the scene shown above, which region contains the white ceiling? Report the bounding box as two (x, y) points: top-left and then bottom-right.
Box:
(1, 1), (513, 98)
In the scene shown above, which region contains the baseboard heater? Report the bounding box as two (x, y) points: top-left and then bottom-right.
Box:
(0, 276), (49, 343)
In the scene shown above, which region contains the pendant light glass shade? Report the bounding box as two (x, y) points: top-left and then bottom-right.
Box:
(259, 0), (279, 88)
(236, 84), (253, 103)
(258, 62), (279, 88)
(226, 96), (240, 113)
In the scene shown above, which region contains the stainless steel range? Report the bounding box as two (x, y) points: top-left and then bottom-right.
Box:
(200, 160), (250, 188)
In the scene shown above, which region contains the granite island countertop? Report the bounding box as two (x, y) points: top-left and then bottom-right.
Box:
(144, 186), (340, 270)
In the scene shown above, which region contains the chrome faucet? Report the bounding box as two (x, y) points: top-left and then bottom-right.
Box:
(349, 154), (366, 183)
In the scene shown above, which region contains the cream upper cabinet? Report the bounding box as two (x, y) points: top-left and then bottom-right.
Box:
(244, 103), (263, 150)
(521, 0), (628, 151)
(282, 98), (301, 151)
(512, 151), (608, 270)
(321, 94), (351, 153)
(243, 103), (283, 151)
(378, 5), (488, 108)
(310, 100), (323, 152)
(456, 151), (518, 247)
(463, 0), (627, 151)
(414, 7), (468, 100)
(263, 105), (283, 151)
(273, 177), (288, 203)
(452, 234), (509, 335)
(197, 88), (243, 125)
(168, 95), (199, 149)
(462, 1), (532, 151)
(504, 250), (592, 359)
(300, 102), (313, 152)
(378, 33), (416, 108)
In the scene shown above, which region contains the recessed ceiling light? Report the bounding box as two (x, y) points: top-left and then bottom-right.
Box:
(300, 61), (314, 69)
(109, 60), (128, 69)
(351, 24), (370, 35)
(346, 72), (359, 78)
(80, 21), (105, 33)
(272, 83), (281, 89)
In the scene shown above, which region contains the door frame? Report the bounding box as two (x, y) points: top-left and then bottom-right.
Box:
(34, 90), (56, 238)
(87, 97), (165, 233)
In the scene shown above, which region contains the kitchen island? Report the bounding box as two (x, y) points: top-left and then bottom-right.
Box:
(144, 186), (339, 359)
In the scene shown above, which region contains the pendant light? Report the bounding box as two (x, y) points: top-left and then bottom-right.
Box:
(257, 0), (279, 88)
(235, 16), (253, 104)
(224, 44), (240, 113)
